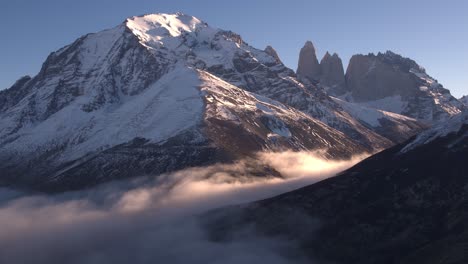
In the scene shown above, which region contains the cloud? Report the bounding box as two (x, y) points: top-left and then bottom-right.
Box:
(0, 151), (366, 264)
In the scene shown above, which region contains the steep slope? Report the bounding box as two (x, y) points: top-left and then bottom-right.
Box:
(205, 110), (468, 264)
(343, 51), (464, 123)
(332, 97), (428, 143)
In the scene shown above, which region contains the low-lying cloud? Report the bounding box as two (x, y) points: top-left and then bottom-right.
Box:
(0, 151), (367, 264)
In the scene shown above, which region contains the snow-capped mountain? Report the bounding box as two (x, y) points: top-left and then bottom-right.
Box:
(2, 13), (406, 192)
(205, 109), (468, 264)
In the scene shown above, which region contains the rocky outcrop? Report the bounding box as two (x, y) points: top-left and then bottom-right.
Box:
(344, 51), (465, 122)
(319, 52), (346, 95)
(296, 42), (347, 94)
(345, 51), (420, 100)
(0, 75), (32, 112)
(264, 45), (282, 64)
(460, 95), (468, 106)
(296, 41), (321, 81)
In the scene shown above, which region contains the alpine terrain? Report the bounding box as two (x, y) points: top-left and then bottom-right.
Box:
(296, 41), (465, 125)
(0, 13), (427, 192)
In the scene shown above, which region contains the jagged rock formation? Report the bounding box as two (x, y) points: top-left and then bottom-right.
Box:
(295, 41), (464, 124)
(343, 51), (464, 123)
(296, 42), (347, 95)
(205, 110), (468, 264)
(296, 41), (321, 81)
(319, 52), (347, 95)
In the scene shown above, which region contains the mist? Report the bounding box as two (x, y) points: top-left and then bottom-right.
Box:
(0, 151), (366, 264)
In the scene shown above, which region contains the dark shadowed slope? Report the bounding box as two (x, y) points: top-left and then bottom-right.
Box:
(205, 111), (468, 264)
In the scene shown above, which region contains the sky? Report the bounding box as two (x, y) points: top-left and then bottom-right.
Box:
(1, 0), (467, 97)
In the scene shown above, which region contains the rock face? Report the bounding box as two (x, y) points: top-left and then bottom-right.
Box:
(344, 51), (464, 123)
(264, 45), (282, 64)
(296, 41), (321, 81)
(345, 51), (423, 100)
(460, 95), (468, 106)
(1, 13), (412, 192)
(319, 52), (346, 95)
(296, 42), (347, 95)
(205, 111), (468, 264)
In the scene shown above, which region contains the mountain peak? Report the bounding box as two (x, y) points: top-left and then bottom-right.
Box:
(126, 13), (207, 39)
(297, 40), (320, 81)
(321, 51), (341, 63)
(319, 51), (346, 95)
(303, 40), (316, 51)
(264, 45), (282, 63)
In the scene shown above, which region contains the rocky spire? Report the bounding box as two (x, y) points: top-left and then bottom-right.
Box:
(264, 45), (282, 64)
(319, 52), (346, 95)
(297, 41), (321, 81)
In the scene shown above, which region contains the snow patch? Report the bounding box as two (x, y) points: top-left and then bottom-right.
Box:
(401, 111), (468, 153)
(333, 97), (416, 128)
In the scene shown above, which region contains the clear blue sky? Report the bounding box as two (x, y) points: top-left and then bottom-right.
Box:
(1, 0), (467, 97)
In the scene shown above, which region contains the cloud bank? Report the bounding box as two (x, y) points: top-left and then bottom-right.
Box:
(0, 151), (366, 264)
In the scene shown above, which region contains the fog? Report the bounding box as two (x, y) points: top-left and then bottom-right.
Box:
(0, 151), (366, 264)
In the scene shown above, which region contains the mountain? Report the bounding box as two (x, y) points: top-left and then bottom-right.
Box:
(460, 95), (468, 106)
(297, 41), (321, 82)
(319, 51), (347, 95)
(295, 42), (426, 142)
(205, 110), (468, 264)
(296, 41), (464, 124)
(343, 51), (464, 123)
(296, 41), (347, 95)
(1, 13), (408, 192)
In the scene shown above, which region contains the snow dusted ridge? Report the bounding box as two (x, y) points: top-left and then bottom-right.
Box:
(333, 97), (418, 128)
(0, 67), (204, 162)
(401, 111), (468, 153)
(332, 97), (427, 143)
